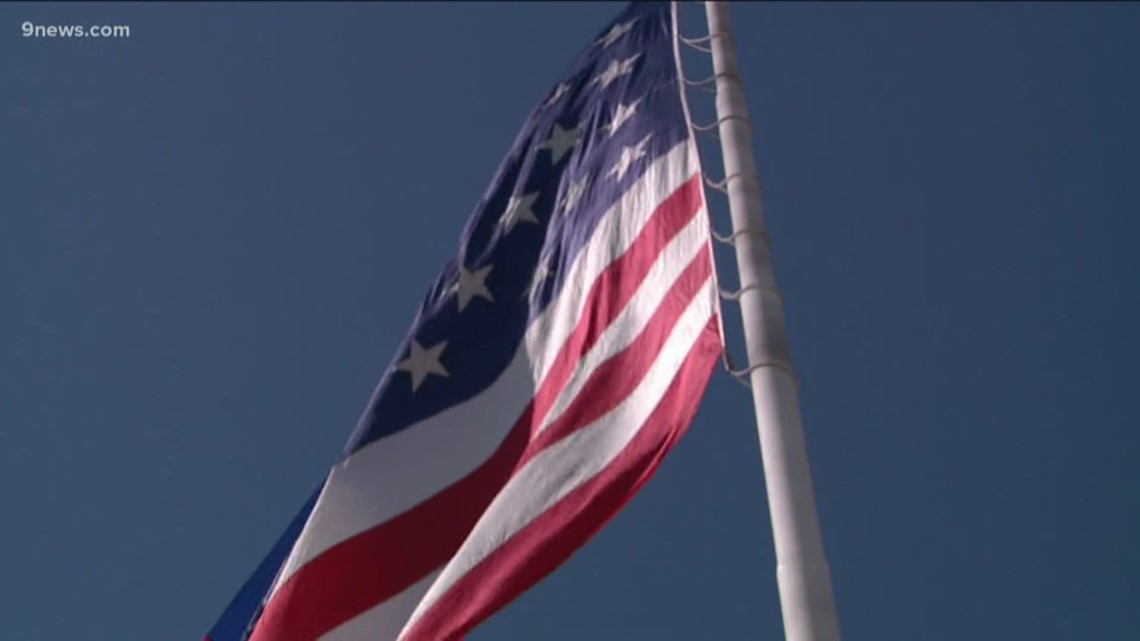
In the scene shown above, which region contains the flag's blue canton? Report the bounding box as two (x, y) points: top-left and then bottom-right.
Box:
(345, 2), (690, 456)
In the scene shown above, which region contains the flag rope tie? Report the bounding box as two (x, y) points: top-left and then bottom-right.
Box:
(678, 31), (737, 53)
(703, 170), (760, 194)
(724, 353), (799, 389)
(680, 38), (712, 54)
(719, 352), (752, 389)
(683, 71), (743, 93)
(710, 226), (770, 247)
(691, 113), (753, 134)
(719, 282), (782, 304)
(683, 79), (717, 94)
(677, 4), (798, 402)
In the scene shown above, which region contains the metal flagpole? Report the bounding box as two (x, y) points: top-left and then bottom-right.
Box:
(700, 2), (841, 640)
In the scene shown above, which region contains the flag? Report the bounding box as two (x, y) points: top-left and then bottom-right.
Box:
(206, 3), (723, 639)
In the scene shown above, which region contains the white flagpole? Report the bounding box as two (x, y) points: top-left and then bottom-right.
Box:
(701, 2), (841, 640)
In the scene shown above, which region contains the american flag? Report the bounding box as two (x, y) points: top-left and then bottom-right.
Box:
(206, 3), (723, 639)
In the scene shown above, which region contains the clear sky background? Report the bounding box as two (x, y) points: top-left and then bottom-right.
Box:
(3, 2), (1138, 640)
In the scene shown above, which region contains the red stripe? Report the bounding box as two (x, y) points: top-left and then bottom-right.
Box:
(249, 175), (704, 641)
(402, 317), (723, 641)
(522, 249), (711, 462)
(528, 174), (703, 430)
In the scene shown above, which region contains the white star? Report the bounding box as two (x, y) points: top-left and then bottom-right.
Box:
(590, 54), (641, 91)
(608, 133), (653, 181)
(606, 99), (642, 137)
(526, 257), (554, 302)
(559, 176), (587, 215)
(395, 339), (449, 393)
(542, 82), (571, 109)
(451, 263), (494, 311)
(596, 18), (638, 49)
(499, 191), (541, 235)
(537, 123), (579, 165)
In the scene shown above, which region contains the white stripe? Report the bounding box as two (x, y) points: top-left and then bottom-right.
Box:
(526, 141), (699, 385)
(318, 570), (441, 641)
(268, 141), (700, 594)
(536, 207), (709, 436)
(401, 278), (716, 635)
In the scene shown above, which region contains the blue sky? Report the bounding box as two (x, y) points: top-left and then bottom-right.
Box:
(2, 2), (1137, 639)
